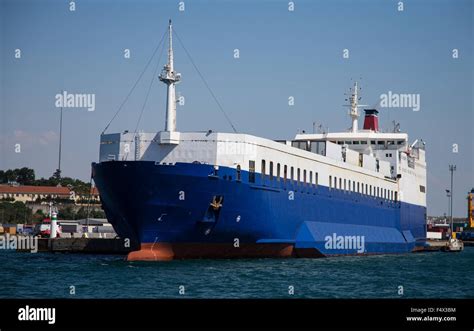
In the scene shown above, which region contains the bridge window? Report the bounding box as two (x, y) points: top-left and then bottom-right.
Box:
(249, 160), (255, 183)
(236, 165), (241, 181)
(269, 161), (274, 180)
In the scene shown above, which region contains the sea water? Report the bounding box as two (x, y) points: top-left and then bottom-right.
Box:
(1, 248), (473, 298)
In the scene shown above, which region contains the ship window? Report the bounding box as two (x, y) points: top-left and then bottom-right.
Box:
(315, 172), (319, 187)
(309, 171), (313, 186)
(334, 177), (337, 189)
(357, 182), (360, 193)
(360, 141), (367, 145)
(270, 161), (274, 180)
(329, 176), (332, 190)
(261, 160), (266, 181)
(377, 141), (384, 145)
(249, 160), (255, 183)
(277, 163), (281, 181)
(420, 185), (426, 193)
(395, 191), (398, 201)
(303, 170), (307, 186)
(353, 141), (360, 145)
(345, 141), (352, 145)
(311, 141), (327, 156)
(339, 178), (342, 190)
(344, 179), (347, 191)
(371, 141), (376, 145)
(365, 184), (368, 195)
(284, 165), (288, 182)
(291, 167), (294, 181)
(297, 168), (301, 185)
(236, 165), (241, 181)
(370, 185), (372, 196)
(397, 141), (404, 145)
(348, 180), (351, 192)
(353, 181), (356, 192)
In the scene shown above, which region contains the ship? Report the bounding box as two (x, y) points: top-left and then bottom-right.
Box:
(92, 20), (427, 261)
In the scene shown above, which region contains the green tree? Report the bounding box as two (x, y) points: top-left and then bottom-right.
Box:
(16, 167), (35, 185)
(0, 201), (33, 224)
(57, 206), (75, 220)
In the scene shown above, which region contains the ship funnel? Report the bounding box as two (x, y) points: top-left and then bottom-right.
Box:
(363, 109), (379, 132)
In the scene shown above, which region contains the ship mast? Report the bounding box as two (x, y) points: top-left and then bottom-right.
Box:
(350, 82), (359, 133)
(159, 19), (181, 132)
(344, 81), (367, 133)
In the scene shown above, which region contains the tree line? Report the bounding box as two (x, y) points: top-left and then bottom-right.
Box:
(0, 202), (106, 224)
(0, 167), (92, 194)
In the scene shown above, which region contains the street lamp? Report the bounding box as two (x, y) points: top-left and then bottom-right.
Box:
(446, 189), (451, 223)
(448, 165), (456, 238)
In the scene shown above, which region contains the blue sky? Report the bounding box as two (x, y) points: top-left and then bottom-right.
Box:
(0, 0), (472, 217)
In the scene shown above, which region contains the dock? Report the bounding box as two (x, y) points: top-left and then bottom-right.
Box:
(17, 237), (137, 254)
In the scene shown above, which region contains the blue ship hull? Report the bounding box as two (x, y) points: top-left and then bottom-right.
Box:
(91, 161), (426, 260)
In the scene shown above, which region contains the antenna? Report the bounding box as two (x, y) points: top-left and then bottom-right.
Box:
(392, 120), (401, 133)
(343, 81), (368, 133)
(159, 19), (181, 132)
